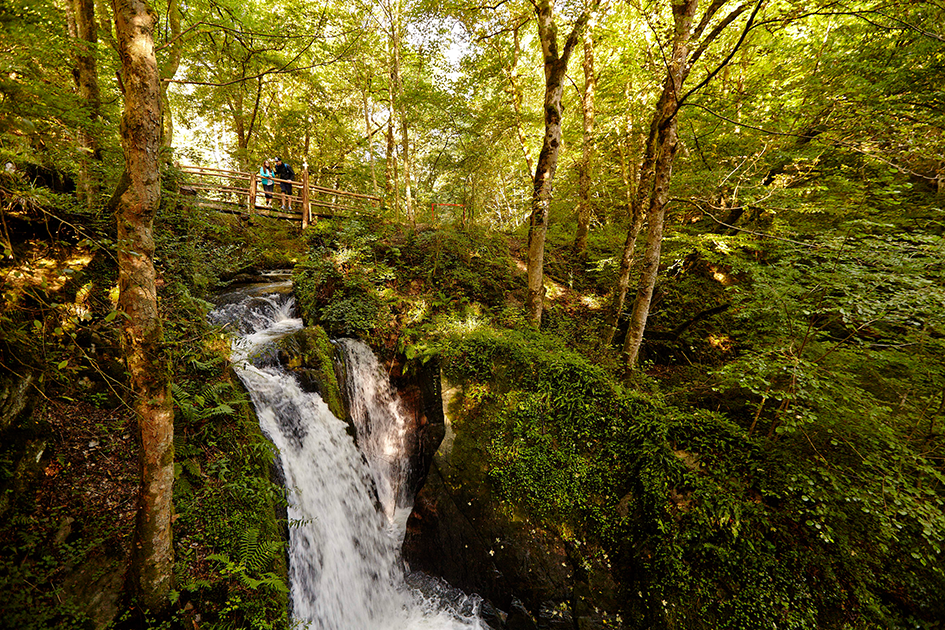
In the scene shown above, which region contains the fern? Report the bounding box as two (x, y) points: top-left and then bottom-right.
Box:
(238, 527), (281, 574)
(208, 528), (287, 594)
(173, 380), (242, 425)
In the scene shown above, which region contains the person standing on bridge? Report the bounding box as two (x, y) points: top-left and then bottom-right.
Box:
(259, 160), (274, 206)
(274, 157), (294, 210)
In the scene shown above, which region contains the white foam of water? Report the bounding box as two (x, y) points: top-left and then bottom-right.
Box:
(338, 338), (412, 530)
(211, 289), (482, 630)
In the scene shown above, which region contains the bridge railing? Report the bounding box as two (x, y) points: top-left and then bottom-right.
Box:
(178, 164), (382, 228)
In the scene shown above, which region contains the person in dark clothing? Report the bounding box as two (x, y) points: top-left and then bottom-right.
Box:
(274, 157), (295, 210)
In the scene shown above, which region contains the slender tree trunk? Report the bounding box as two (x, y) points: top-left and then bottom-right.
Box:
(66, 0), (102, 207)
(391, 7), (413, 224)
(362, 72), (378, 196)
(385, 22), (400, 219)
(159, 0), (180, 147)
(622, 0), (699, 369)
(402, 113), (414, 225)
(525, 0), (598, 324)
(601, 88), (665, 347)
(618, 0), (762, 368)
(601, 202), (644, 347)
(572, 23), (597, 262)
(112, 0), (174, 611)
(507, 23), (534, 176)
(622, 114), (680, 367)
(385, 112), (396, 215)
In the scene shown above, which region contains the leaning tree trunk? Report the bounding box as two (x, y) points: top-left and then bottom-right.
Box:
(385, 22), (400, 219)
(621, 0), (699, 369)
(525, 0), (597, 324)
(617, 0), (761, 367)
(112, 0), (174, 611)
(600, 87), (664, 348)
(622, 113), (680, 368)
(572, 23), (597, 262)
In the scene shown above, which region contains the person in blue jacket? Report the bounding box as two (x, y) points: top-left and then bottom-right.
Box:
(259, 159), (274, 206)
(274, 157), (295, 210)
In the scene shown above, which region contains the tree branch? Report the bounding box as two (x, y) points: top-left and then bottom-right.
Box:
(675, 0), (764, 114)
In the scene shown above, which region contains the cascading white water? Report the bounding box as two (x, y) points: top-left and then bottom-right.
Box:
(209, 286), (482, 630)
(337, 338), (414, 538)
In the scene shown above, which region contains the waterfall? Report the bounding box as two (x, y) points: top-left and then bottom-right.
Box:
(337, 338), (413, 539)
(209, 286), (482, 630)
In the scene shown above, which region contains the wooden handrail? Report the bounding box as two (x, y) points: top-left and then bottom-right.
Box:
(179, 165), (247, 178)
(177, 162), (379, 227)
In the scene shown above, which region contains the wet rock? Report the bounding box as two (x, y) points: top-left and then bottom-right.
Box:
(60, 547), (131, 630)
(507, 599), (538, 630)
(0, 371), (36, 433)
(479, 600), (506, 630)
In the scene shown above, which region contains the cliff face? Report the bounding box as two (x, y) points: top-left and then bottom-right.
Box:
(401, 373), (621, 630)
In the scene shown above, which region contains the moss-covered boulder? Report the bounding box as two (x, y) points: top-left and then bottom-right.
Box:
(277, 325), (345, 419)
(402, 329), (628, 628)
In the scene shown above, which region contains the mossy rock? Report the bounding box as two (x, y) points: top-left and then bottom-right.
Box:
(277, 326), (345, 419)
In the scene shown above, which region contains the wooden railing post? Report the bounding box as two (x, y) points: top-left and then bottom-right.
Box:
(248, 171), (257, 215)
(301, 163), (310, 229)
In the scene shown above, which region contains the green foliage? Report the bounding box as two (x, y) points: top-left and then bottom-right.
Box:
(204, 527), (288, 630)
(0, 513), (99, 629)
(439, 326), (655, 529)
(294, 218), (517, 350)
(172, 377), (289, 629)
(439, 300), (945, 628)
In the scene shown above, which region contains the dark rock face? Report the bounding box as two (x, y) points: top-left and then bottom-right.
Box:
(399, 376), (625, 629)
(404, 461), (576, 615)
(0, 371), (36, 434)
(390, 357), (447, 501)
(403, 458), (583, 629)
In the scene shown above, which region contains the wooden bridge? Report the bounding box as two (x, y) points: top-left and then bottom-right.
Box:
(178, 164), (382, 228)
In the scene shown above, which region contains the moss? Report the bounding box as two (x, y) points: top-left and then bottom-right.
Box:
(172, 371), (290, 629)
(286, 326), (345, 419)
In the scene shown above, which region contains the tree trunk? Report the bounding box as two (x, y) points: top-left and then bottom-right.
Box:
(601, 201), (644, 347)
(621, 0), (700, 369)
(112, 0), (174, 611)
(402, 112), (414, 225)
(385, 111), (396, 215)
(385, 16), (400, 219)
(612, 0), (762, 366)
(66, 0), (102, 207)
(362, 72), (378, 196)
(159, 0), (181, 147)
(601, 86), (666, 347)
(507, 23), (534, 177)
(525, 0), (597, 324)
(572, 22), (597, 263)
